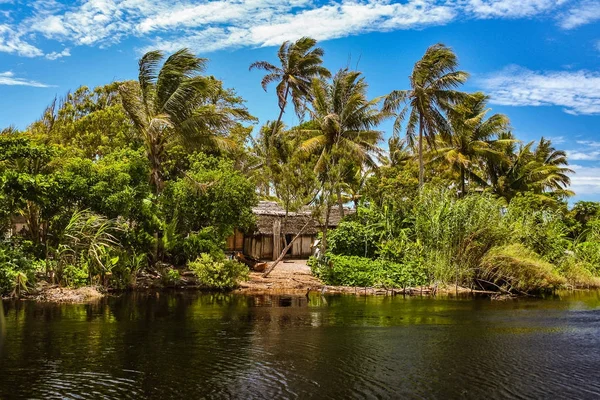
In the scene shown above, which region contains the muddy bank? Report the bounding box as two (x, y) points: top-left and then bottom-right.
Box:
(25, 284), (106, 303)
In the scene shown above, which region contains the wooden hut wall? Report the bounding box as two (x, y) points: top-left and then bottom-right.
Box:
(291, 235), (314, 258)
(243, 235), (274, 260)
(225, 230), (245, 252)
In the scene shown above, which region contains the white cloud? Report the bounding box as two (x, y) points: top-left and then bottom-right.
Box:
(479, 65), (600, 115)
(141, 0), (456, 53)
(569, 164), (600, 195)
(0, 0), (595, 58)
(0, 24), (43, 57)
(559, 1), (600, 29)
(466, 0), (565, 19)
(567, 150), (600, 161)
(549, 135), (566, 144)
(0, 71), (51, 87)
(45, 47), (70, 60)
(576, 140), (600, 147)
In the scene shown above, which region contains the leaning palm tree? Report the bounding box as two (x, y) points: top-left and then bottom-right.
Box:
(487, 136), (574, 202)
(433, 92), (511, 196)
(119, 48), (252, 192)
(384, 43), (469, 187)
(249, 37), (331, 138)
(301, 69), (385, 251)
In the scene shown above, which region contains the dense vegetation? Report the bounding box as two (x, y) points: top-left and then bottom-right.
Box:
(1, 38), (599, 296)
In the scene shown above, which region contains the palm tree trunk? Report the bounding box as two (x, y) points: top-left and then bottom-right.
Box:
(272, 84), (290, 138)
(336, 187), (345, 218)
(418, 114), (424, 188)
(460, 167), (466, 197)
(321, 203), (331, 255)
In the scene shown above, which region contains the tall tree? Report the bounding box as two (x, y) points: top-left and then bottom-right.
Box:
(384, 43), (468, 187)
(301, 69), (385, 251)
(249, 37), (331, 139)
(119, 48), (253, 193)
(486, 135), (574, 202)
(434, 92), (511, 196)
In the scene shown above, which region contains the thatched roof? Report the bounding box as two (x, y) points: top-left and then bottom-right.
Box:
(251, 201), (353, 235)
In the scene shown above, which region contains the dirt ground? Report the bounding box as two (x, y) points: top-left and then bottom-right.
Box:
(237, 259), (323, 294)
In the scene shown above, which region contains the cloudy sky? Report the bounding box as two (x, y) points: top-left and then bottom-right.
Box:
(1, 0), (599, 200)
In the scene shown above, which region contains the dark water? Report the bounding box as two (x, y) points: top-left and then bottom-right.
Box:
(1, 291), (600, 399)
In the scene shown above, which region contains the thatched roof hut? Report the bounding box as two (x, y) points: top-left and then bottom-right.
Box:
(251, 201), (351, 235)
(227, 201), (353, 260)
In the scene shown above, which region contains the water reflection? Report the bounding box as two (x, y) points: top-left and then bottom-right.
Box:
(1, 292), (600, 399)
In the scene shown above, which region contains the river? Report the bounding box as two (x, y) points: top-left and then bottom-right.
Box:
(1, 291), (600, 399)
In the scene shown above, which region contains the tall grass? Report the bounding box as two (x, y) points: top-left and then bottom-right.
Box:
(413, 188), (508, 285)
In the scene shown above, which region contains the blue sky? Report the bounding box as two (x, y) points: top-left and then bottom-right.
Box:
(1, 0), (599, 200)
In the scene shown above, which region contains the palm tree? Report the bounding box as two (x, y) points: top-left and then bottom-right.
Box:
(119, 48), (252, 193)
(434, 92), (510, 196)
(384, 43), (469, 187)
(249, 37), (331, 139)
(301, 69), (385, 250)
(487, 136), (574, 202)
(250, 120), (287, 196)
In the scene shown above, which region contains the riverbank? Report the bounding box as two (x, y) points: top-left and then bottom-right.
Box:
(236, 260), (496, 297)
(25, 284), (105, 303)
(10, 259), (585, 303)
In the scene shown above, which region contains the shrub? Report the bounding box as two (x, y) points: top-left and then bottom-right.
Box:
(0, 241), (37, 296)
(183, 228), (225, 262)
(162, 268), (181, 286)
(478, 244), (566, 293)
(557, 257), (600, 288)
(310, 254), (428, 288)
(328, 220), (380, 258)
(189, 253), (249, 290)
(505, 193), (572, 264)
(574, 241), (600, 276)
(61, 263), (89, 287)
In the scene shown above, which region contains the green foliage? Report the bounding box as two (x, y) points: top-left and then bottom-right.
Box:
(328, 220), (380, 258)
(505, 193), (572, 264)
(1, 42), (599, 297)
(413, 188), (508, 283)
(61, 263), (89, 287)
(162, 268), (181, 286)
(162, 153), (257, 242)
(183, 228), (225, 262)
(310, 254), (428, 289)
(556, 256), (600, 288)
(189, 253), (249, 290)
(479, 244), (566, 293)
(0, 240), (37, 296)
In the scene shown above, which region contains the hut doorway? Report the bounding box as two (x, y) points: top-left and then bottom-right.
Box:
(284, 234), (294, 256)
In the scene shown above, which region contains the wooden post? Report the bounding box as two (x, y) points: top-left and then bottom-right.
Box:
(272, 219), (281, 261)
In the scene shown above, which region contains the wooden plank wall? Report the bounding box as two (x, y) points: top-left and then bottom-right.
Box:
(243, 234), (315, 260)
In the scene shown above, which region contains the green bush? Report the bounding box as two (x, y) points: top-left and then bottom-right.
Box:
(328, 220), (380, 258)
(574, 241), (600, 276)
(189, 253), (249, 290)
(557, 257), (600, 288)
(162, 268), (181, 286)
(505, 193), (572, 264)
(183, 228), (225, 262)
(0, 241), (37, 296)
(310, 254), (428, 288)
(61, 263), (89, 287)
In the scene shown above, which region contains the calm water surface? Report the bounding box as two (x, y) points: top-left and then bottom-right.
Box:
(1, 291), (600, 399)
